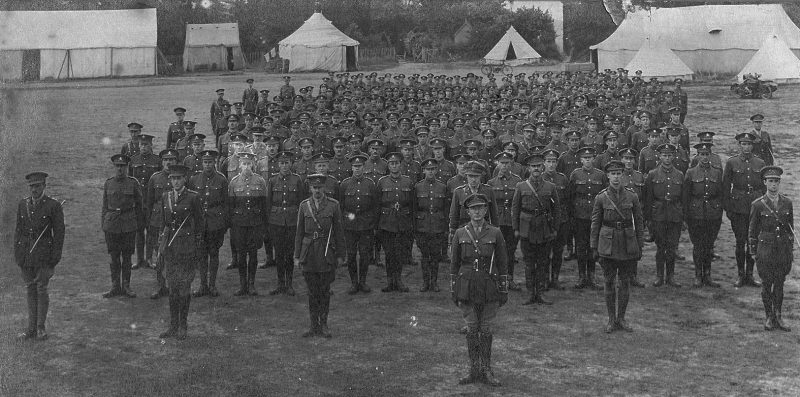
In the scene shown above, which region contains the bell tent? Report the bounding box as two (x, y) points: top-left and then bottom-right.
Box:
(483, 26), (541, 66)
(278, 12), (359, 72)
(737, 34), (800, 84)
(183, 23), (246, 72)
(624, 39), (694, 82)
(0, 9), (157, 81)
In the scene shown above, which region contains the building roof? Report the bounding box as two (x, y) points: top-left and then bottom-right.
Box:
(0, 9), (157, 50)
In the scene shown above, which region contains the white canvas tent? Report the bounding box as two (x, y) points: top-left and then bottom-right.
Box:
(279, 12), (359, 72)
(484, 26), (541, 66)
(183, 23), (246, 72)
(591, 4), (800, 74)
(625, 39), (694, 82)
(0, 9), (157, 81)
(737, 34), (800, 84)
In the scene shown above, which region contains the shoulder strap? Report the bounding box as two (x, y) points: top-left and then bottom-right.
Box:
(603, 191), (625, 219)
(524, 180), (544, 207)
(463, 225), (480, 253)
(305, 200), (322, 230)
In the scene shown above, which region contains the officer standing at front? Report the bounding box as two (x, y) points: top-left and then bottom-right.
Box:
(102, 154), (143, 298)
(158, 165), (204, 340)
(643, 143), (684, 287)
(228, 151), (268, 296)
(376, 152), (416, 292)
(14, 172), (65, 341)
(749, 166), (793, 332)
(512, 153), (560, 305)
(590, 161), (644, 333)
(294, 174), (346, 338)
(723, 132), (766, 287)
(189, 150), (229, 298)
(682, 143), (723, 288)
(265, 151), (305, 296)
(451, 193), (508, 387)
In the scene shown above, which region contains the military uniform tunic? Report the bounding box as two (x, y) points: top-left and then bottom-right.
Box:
(15, 195), (65, 269)
(682, 163), (724, 281)
(749, 195), (794, 278)
(722, 153), (766, 277)
(449, 184), (499, 232)
(161, 188), (204, 293)
(228, 172), (268, 251)
(451, 222), (508, 323)
(643, 164), (684, 280)
(568, 166), (607, 280)
(377, 173), (416, 279)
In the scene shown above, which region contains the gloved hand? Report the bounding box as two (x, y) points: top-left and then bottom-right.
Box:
(592, 248), (599, 261)
(499, 293), (508, 307)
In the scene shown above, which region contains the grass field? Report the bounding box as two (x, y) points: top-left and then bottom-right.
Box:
(1, 65), (800, 396)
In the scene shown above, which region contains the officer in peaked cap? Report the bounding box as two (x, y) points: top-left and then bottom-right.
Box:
(748, 113), (774, 166)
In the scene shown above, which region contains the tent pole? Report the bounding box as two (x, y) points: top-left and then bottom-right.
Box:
(110, 47), (114, 77)
(57, 51), (68, 79)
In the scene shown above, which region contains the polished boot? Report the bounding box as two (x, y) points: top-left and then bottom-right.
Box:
(744, 273), (761, 287)
(234, 266), (249, 296)
(121, 280), (137, 298)
(733, 275), (746, 288)
(703, 266), (720, 288)
(479, 332), (501, 387)
(630, 266), (646, 288)
(319, 313), (332, 338)
(763, 293), (776, 331)
(774, 290), (791, 332)
(247, 257), (259, 296)
(604, 283), (616, 333)
(616, 281), (633, 332)
(585, 271), (600, 290)
(102, 283), (121, 298)
(176, 295), (189, 340)
(652, 262), (665, 287)
(302, 310), (319, 337)
(269, 274), (286, 295)
(22, 287), (38, 340)
(665, 272), (682, 288)
(458, 330), (481, 385)
(419, 262), (430, 292)
(159, 293), (179, 338)
(36, 291), (49, 340)
(358, 265), (371, 293)
(285, 272), (296, 296)
(103, 261), (122, 298)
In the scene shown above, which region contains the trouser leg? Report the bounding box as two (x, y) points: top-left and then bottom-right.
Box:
(25, 281), (38, 334)
(135, 228), (145, 264)
(729, 213), (749, 278)
(550, 223), (566, 284)
(346, 230), (359, 286)
(575, 219), (592, 282)
(617, 262), (632, 320)
(35, 270), (52, 331)
(652, 221), (666, 280)
(602, 259), (617, 321)
(664, 222), (681, 280)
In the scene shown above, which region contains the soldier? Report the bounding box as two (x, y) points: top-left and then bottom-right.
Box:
(451, 193), (508, 387)
(376, 152), (416, 292)
(242, 78), (258, 113)
(568, 147), (607, 289)
(295, 174), (346, 338)
(430, 138), (456, 184)
(14, 172), (65, 341)
(292, 137), (316, 180)
(228, 151), (268, 296)
(308, 153), (339, 197)
(414, 158), (450, 292)
(328, 137), (351, 182)
(590, 161), (644, 333)
(166, 107), (187, 151)
(219, 133), (249, 181)
(280, 76), (296, 110)
(101, 154), (143, 298)
(512, 152), (560, 305)
(339, 154), (378, 294)
(265, 151), (306, 296)
(593, 131), (621, 171)
(210, 89), (227, 132)
(557, 130), (582, 261)
(399, 138), (422, 181)
(449, 161), (499, 235)
(157, 165), (203, 340)
(689, 132), (723, 169)
(666, 127), (690, 173)
(121, 122), (142, 158)
(488, 152), (523, 291)
(182, 133), (207, 176)
(723, 132), (766, 287)
(638, 128), (663, 175)
(129, 134), (162, 270)
(643, 143), (684, 287)
(682, 143), (723, 288)
(189, 150), (229, 298)
(145, 149), (178, 299)
(541, 149), (569, 290)
(749, 166), (793, 332)
(749, 114), (774, 166)
(618, 148), (646, 287)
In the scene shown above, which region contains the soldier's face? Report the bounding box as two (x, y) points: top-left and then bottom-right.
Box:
(498, 160), (511, 173)
(607, 170), (622, 187)
(129, 129), (141, 138)
(423, 167), (436, 179)
(28, 182), (45, 199)
(228, 120), (238, 129)
(314, 162), (329, 174)
(140, 141), (153, 155)
(739, 141), (753, 154)
(544, 158), (557, 172)
(170, 175), (186, 190)
(765, 177), (780, 194)
(753, 121), (763, 130)
(202, 158), (215, 173)
(606, 137), (618, 149)
(115, 164), (127, 177)
(466, 174), (481, 187)
(176, 113), (185, 121)
(528, 163), (543, 177)
(670, 114), (680, 123)
(300, 145), (313, 157)
(163, 158), (177, 171)
(239, 159), (254, 174)
(388, 161), (401, 174)
(310, 185), (324, 199)
(659, 152), (674, 165)
(667, 134), (679, 145)
(580, 156), (594, 169)
(622, 156), (635, 169)
(192, 142), (204, 152)
(468, 204), (488, 222)
(369, 146), (380, 157)
(401, 147), (413, 158)
(352, 163), (364, 177)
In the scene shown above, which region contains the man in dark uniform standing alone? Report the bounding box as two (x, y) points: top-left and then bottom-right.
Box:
(451, 193), (508, 387)
(295, 174), (346, 338)
(102, 154), (143, 298)
(15, 172), (65, 340)
(723, 132), (765, 287)
(591, 160), (644, 333)
(749, 166), (793, 332)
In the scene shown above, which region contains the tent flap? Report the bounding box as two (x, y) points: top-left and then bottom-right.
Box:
(484, 26), (541, 65)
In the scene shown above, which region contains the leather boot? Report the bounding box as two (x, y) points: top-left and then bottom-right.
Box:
(36, 290), (49, 340)
(358, 263), (371, 293)
(419, 261), (430, 292)
(382, 268), (395, 292)
(774, 289), (791, 332)
(176, 295), (189, 340)
(534, 292), (553, 305)
(586, 270), (600, 290)
(269, 273), (286, 296)
(458, 330), (481, 385)
(745, 273), (761, 287)
(248, 256), (259, 296)
(604, 283), (616, 333)
(703, 265), (720, 288)
(121, 280), (137, 298)
(284, 271), (295, 296)
(159, 293), (179, 338)
(616, 280), (633, 332)
(479, 332), (501, 387)
(763, 293), (775, 331)
(652, 262), (665, 287)
(22, 286), (37, 340)
(431, 265), (440, 292)
(302, 308), (319, 337)
(234, 265), (249, 296)
(319, 313), (332, 338)
(103, 260), (122, 298)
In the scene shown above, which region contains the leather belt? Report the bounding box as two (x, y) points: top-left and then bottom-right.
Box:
(521, 208), (549, 215)
(108, 207), (134, 212)
(603, 220), (632, 229)
(307, 232), (328, 240)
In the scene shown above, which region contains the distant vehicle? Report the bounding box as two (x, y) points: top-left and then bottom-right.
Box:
(731, 73), (778, 99)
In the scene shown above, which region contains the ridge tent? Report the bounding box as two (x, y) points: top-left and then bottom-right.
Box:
(484, 26), (541, 66)
(183, 23), (246, 72)
(278, 12), (359, 72)
(624, 39), (694, 82)
(737, 34), (800, 84)
(591, 4), (800, 74)
(0, 9), (157, 81)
